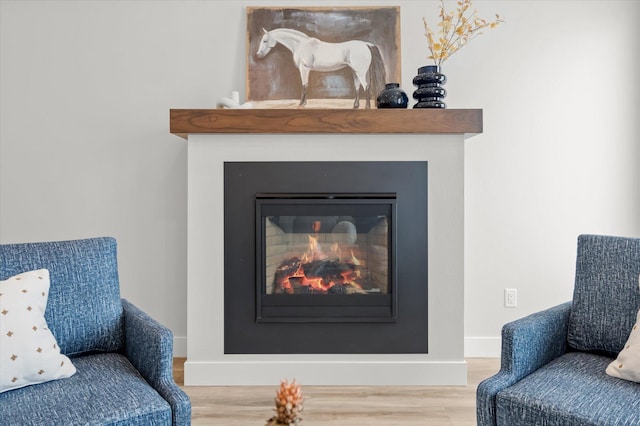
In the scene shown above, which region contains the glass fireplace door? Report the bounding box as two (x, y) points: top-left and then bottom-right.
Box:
(256, 194), (396, 322)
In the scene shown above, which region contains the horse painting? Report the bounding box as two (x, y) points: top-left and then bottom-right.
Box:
(255, 28), (386, 109)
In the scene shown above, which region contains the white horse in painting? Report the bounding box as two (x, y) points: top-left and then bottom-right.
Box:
(256, 28), (386, 109)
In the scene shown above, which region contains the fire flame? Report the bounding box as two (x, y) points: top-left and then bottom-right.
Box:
(274, 233), (365, 294)
(302, 234), (327, 263)
(350, 250), (360, 266)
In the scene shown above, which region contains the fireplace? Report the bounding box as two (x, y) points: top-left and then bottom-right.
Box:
(256, 193), (396, 322)
(175, 109), (480, 385)
(224, 161), (428, 354)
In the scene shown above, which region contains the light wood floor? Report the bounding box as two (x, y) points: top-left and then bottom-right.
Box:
(173, 358), (500, 426)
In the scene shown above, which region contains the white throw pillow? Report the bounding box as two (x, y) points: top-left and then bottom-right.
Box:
(0, 269), (76, 393)
(606, 274), (640, 383)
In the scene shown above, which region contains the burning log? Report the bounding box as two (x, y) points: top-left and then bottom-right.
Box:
(289, 278), (326, 294)
(302, 259), (356, 281)
(271, 232), (370, 294)
(272, 257), (367, 295)
(272, 257), (302, 293)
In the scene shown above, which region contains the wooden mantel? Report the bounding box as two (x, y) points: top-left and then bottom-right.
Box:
(170, 109), (482, 138)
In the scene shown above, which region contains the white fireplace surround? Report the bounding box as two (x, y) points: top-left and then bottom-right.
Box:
(185, 132), (469, 385)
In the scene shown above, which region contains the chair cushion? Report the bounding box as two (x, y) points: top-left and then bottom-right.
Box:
(0, 352), (172, 425)
(496, 352), (640, 426)
(0, 269), (76, 393)
(0, 237), (124, 356)
(568, 235), (640, 356)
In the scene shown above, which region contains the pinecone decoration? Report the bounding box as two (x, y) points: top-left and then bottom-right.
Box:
(266, 379), (303, 425)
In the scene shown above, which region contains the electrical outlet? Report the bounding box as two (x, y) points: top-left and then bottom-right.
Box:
(504, 288), (517, 308)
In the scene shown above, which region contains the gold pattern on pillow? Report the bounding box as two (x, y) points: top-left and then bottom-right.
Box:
(0, 269), (76, 393)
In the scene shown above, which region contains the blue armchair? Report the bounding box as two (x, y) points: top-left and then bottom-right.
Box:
(477, 234), (640, 425)
(0, 237), (191, 425)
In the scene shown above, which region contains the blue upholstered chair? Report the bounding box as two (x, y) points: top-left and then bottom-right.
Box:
(0, 237), (191, 425)
(477, 234), (640, 425)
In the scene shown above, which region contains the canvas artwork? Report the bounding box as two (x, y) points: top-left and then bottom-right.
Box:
(247, 6), (401, 109)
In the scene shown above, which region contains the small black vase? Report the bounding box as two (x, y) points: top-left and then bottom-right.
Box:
(376, 83), (409, 109)
(412, 65), (447, 109)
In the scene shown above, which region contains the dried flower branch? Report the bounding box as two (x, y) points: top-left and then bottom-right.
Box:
(423, 0), (504, 66)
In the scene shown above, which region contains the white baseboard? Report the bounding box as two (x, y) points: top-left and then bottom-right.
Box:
(185, 359), (468, 386)
(464, 337), (501, 357)
(173, 336), (187, 357)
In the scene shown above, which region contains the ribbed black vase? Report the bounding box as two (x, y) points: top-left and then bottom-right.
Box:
(412, 65), (447, 109)
(376, 83), (409, 108)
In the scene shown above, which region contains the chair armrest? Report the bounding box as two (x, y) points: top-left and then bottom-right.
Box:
(122, 299), (191, 425)
(476, 301), (572, 426)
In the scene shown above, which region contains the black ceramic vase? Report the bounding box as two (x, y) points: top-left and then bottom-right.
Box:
(412, 65), (447, 109)
(376, 83), (409, 108)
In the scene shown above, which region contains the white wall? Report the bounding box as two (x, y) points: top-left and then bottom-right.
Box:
(1, 0), (639, 357)
(462, 0), (640, 355)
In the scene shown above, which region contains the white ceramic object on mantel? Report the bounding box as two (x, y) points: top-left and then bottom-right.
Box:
(216, 90), (253, 109)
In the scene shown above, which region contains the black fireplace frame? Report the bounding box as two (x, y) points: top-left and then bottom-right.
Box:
(224, 161), (428, 354)
(255, 193), (398, 323)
